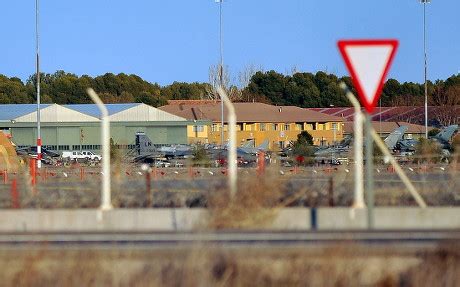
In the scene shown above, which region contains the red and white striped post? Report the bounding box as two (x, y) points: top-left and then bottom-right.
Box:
(257, 151), (265, 176)
(29, 158), (37, 186)
(2, 170), (7, 184)
(11, 178), (19, 208)
(36, 138), (42, 169)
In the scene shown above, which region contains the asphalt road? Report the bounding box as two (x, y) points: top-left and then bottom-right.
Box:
(1, 230), (459, 247)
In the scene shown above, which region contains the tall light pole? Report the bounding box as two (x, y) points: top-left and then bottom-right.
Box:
(35, 0), (42, 168)
(421, 0), (430, 138)
(216, 0), (224, 147)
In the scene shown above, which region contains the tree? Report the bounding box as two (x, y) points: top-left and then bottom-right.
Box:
(291, 131), (315, 165)
(430, 84), (460, 126)
(161, 82), (208, 100)
(207, 64), (241, 102)
(295, 131), (314, 146)
(0, 75), (32, 103)
(382, 78), (400, 105)
(0, 70), (456, 113)
(246, 70), (287, 105)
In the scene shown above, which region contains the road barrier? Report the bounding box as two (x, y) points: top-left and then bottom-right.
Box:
(1, 208), (460, 232)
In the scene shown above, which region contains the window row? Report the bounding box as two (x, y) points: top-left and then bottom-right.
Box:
(210, 123), (328, 132)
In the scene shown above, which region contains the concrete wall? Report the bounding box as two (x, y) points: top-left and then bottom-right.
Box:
(1, 208), (460, 232)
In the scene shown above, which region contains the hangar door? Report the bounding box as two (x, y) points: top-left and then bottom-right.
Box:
(57, 127), (80, 150)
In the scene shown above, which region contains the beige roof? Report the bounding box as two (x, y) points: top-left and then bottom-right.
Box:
(343, 121), (433, 134)
(159, 102), (344, 123)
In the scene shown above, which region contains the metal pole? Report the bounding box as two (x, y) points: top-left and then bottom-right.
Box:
(87, 88), (112, 211)
(370, 128), (427, 208)
(35, 0), (42, 169)
(217, 86), (237, 197)
(219, 0), (225, 147)
(423, 0), (429, 138)
(379, 98), (382, 137)
(340, 83), (364, 208)
(365, 114), (374, 229)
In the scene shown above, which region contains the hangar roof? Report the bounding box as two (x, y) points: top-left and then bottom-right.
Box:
(0, 103), (186, 123)
(159, 102), (344, 123)
(64, 103), (140, 118)
(0, 104), (51, 122)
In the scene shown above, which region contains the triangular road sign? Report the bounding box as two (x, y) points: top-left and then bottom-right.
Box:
(338, 40), (398, 113)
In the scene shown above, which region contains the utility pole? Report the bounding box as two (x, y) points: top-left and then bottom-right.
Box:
(35, 0), (42, 168)
(218, 0), (224, 147)
(421, 0), (430, 138)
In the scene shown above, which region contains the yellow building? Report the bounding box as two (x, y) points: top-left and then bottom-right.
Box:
(160, 101), (344, 150)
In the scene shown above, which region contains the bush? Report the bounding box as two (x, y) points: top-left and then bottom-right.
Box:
(428, 128), (440, 137)
(192, 145), (211, 166)
(415, 138), (442, 164)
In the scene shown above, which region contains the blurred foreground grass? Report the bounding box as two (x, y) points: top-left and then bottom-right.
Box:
(1, 243), (459, 286)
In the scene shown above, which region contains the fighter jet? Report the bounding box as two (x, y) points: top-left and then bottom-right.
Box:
(314, 125), (409, 161)
(158, 144), (193, 159)
(237, 139), (269, 155)
(131, 132), (166, 164)
(396, 124), (459, 154)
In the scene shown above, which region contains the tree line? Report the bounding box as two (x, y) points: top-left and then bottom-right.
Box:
(0, 70), (458, 110)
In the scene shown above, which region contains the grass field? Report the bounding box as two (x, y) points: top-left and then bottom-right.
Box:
(1, 243), (459, 286)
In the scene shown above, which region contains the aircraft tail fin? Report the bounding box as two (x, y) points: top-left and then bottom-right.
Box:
(338, 135), (353, 148)
(135, 132), (156, 156)
(241, 139), (255, 149)
(257, 139), (269, 151)
(434, 125), (458, 142)
(384, 126), (408, 150)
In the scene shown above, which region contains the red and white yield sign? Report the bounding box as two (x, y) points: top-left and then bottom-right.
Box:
(338, 40), (399, 113)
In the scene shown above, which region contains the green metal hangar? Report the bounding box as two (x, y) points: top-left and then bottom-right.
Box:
(0, 103), (194, 152)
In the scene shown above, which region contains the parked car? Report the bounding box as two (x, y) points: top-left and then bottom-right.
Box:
(62, 150), (102, 162)
(154, 160), (171, 168)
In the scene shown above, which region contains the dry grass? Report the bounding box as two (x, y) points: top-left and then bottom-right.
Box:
(206, 168), (285, 229)
(1, 161), (460, 209)
(0, 244), (459, 286)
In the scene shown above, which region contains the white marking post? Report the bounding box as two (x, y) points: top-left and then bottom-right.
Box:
(340, 83), (364, 208)
(216, 86), (237, 197)
(87, 88), (112, 211)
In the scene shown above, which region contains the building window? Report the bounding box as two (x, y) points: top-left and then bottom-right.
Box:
(211, 124), (218, 132)
(284, 124), (290, 131)
(260, 123), (266, 132)
(193, 125), (204, 132)
(331, 123), (338, 131)
(58, 145), (70, 151)
(296, 124), (303, 131)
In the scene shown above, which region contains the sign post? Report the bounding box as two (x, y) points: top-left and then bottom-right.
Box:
(364, 114), (374, 228)
(338, 39), (398, 229)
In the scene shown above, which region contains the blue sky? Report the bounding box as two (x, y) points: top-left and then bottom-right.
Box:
(1, 1), (459, 85)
